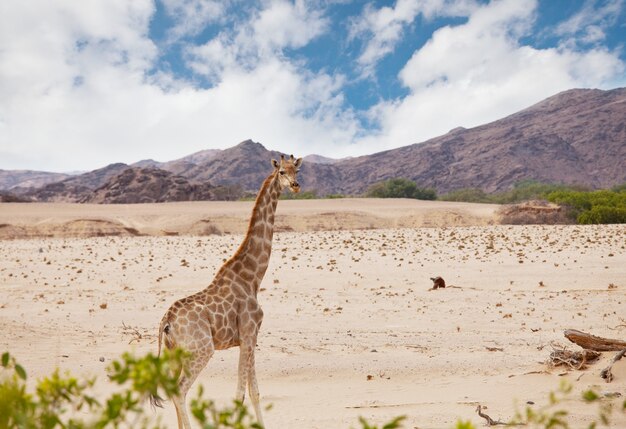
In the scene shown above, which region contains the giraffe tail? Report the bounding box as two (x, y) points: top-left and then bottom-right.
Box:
(149, 314), (170, 409)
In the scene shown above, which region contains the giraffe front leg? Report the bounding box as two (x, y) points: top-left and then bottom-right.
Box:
(236, 342), (251, 402)
(247, 350), (264, 428)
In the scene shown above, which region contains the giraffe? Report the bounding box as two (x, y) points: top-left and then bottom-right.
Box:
(150, 154), (302, 429)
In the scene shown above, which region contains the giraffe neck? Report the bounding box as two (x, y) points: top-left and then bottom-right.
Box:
(227, 170), (281, 295)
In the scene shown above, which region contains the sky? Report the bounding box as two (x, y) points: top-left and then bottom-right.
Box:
(1, 0), (625, 172)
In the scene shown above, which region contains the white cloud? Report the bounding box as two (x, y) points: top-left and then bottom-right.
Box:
(0, 0), (624, 172)
(187, 0), (329, 80)
(0, 0), (160, 170)
(161, 0), (226, 42)
(354, 0), (625, 155)
(0, 0), (357, 171)
(253, 0), (329, 52)
(554, 0), (624, 48)
(349, 0), (478, 77)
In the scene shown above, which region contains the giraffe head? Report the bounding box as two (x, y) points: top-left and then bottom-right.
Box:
(272, 154), (302, 193)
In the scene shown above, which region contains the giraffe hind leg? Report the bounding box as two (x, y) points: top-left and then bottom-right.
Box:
(171, 339), (215, 429)
(165, 307), (215, 429)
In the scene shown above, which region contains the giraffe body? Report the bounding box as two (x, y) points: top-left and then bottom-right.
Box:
(153, 155), (302, 429)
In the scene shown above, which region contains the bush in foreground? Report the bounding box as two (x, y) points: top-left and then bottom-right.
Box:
(0, 350), (404, 429)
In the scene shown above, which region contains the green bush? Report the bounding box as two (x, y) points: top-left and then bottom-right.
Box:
(547, 188), (626, 224)
(366, 178), (436, 200)
(577, 205), (626, 224)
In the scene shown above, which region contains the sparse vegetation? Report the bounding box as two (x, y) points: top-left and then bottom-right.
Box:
(365, 178), (437, 200)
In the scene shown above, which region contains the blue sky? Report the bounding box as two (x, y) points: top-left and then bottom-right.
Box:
(1, 0), (625, 172)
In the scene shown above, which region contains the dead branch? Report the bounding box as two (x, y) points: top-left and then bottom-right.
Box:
(548, 345), (600, 370)
(121, 321), (154, 344)
(564, 329), (626, 352)
(476, 405), (506, 426)
(600, 348), (626, 383)
(608, 317), (626, 331)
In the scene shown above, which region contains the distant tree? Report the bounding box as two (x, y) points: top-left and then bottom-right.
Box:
(439, 188), (491, 203)
(366, 178), (436, 200)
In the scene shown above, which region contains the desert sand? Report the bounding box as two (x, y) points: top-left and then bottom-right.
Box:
(1, 199), (625, 428)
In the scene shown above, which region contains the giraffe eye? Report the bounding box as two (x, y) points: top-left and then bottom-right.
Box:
(279, 171), (285, 175)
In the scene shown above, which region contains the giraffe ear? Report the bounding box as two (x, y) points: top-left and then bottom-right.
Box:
(271, 159), (279, 169)
(294, 157), (302, 168)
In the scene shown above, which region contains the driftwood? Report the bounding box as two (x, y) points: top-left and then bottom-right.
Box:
(564, 329), (626, 352)
(600, 349), (626, 383)
(548, 345), (600, 370)
(563, 329), (626, 382)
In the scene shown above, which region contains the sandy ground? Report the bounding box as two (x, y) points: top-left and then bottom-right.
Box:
(1, 199), (625, 428)
(0, 198), (498, 238)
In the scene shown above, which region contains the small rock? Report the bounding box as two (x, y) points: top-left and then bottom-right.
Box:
(99, 357), (105, 362)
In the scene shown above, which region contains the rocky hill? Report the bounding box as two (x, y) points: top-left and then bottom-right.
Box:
(81, 167), (217, 203)
(157, 88), (626, 195)
(180, 140), (285, 190)
(0, 170), (71, 191)
(331, 87), (626, 194)
(132, 148), (221, 176)
(18, 163), (130, 202)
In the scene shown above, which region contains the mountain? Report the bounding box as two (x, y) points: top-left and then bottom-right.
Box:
(331, 87), (626, 194)
(18, 163), (130, 202)
(303, 154), (344, 164)
(132, 148), (221, 175)
(81, 167), (216, 203)
(161, 88), (626, 195)
(0, 170), (71, 191)
(176, 148), (222, 165)
(1, 87), (624, 201)
(181, 140), (284, 190)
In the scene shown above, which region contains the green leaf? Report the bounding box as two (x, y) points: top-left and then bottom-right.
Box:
(583, 390), (600, 402)
(1, 352), (9, 367)
(14, 364), (27, 380)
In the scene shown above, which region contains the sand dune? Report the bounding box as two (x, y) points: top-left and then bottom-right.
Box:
(0, 200), (625, 428)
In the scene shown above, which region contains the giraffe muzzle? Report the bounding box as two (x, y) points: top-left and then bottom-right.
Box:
(290, 181), (300, 192)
